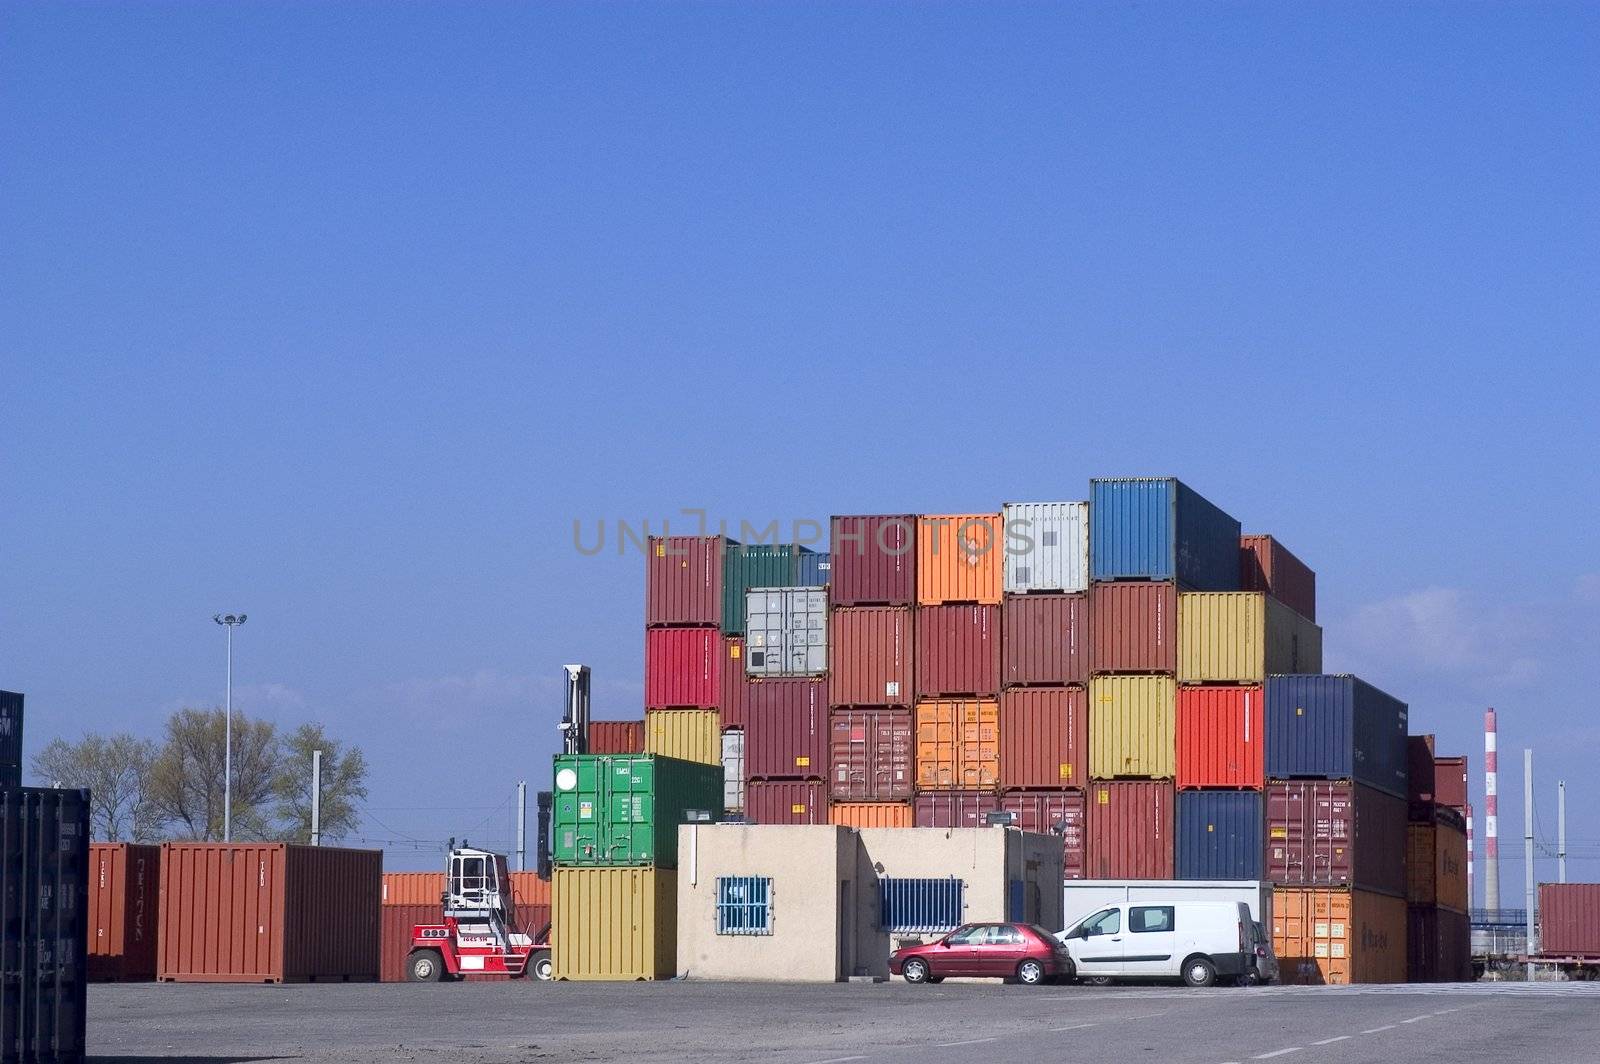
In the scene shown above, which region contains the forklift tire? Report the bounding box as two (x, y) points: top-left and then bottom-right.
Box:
(407, 950), (445, 983)
(530, 951), (553, 981)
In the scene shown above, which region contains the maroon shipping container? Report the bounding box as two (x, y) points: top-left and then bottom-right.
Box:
(1433, 755), (1468, 812)
(1407, 734), (1436, 805)
(1266, 781), (1407, 897)
(829, 708), (914, 801)
(1001, 791), (1086, 880)
(1239, 534), (1317, 621)
(644, 627), (720, 709)
(1089, 582), (1176, 674)
(89, 843), (161, 981)
(588, 720), (645, 755)
(1539, 883), (1600, 957)
(1408, 905), (1473, 982)
(158, 843), (381, 982)
(379, 902), (552, 982)
(915, 604), (1000, 697)
(720, 637), (752, 729)
(831, 515), (916, 606)
(1086, 780), (1174, 880)
(1002, 593), (1088, 687)
(645, 535), (727, 627)
(744, 780), (828, 824)
(914, 791), (1001, 829)
(829, 606), (914, 708)
(744, 678), (827, 779)
(999, 687), (1088, 790)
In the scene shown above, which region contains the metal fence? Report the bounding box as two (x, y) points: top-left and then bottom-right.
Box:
(879, 877), (965, 934)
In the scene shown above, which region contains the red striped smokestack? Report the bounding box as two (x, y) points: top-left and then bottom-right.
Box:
(1484, 707), (1500, 911)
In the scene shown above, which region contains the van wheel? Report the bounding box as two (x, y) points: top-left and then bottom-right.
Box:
(1017, 960), (1046, 985)
(1182, 956), (1217, 988)
(407, 950), (444, 983)
(903, 958), (930, 984)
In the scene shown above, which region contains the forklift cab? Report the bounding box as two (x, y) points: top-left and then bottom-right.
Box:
(445, 846), (512, 921)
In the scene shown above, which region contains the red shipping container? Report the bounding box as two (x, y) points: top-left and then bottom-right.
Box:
(1002, 593), (1088, 687)
(1089, 582), (1177, 674)
(1539, 883), (1600, 957)
(89, 843), (161, 981)
(1001, 791), (1086, 880)
(720, 637), (752, 729)
(999, 688), (1087, 790)
(829, 606), (914, 708)
(645, 535), (727, 627)
(1407, 734), (1436, 804)
(831, 515), (917, 606)
(1176, 685), (1264, 789)
(744, 780), (828, 824)
(744, 678), (827, 779)
(1086, 780), (1174, 880)
(1433, 755), (1468, 812)
(829, 708), (914, 801)
(913, 791), (1001, 828)
(645, 627), (720, 710)
(588, 720), (645, 755)
(915, 604), (1000, 697)
(1266, 781), (1407, 897)
(1239, 534), (1317, 621)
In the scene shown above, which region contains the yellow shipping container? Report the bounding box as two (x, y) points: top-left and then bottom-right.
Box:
(552, 866), (677, 981)
(1407, 821), (1468, 913)
(915, 699), (1000, 790)
(1088, 676), (1175, 779)
(1272, 887), (1407, 985)
(1178, 592), (1323, 683)
(829, 802), (914, 829)
(643, 709), (721, 766)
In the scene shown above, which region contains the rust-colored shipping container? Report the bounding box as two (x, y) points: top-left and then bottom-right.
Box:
(1406, 815), (1468, 913)
(1176, 685), (1264, 790)
(744, 678), (826, 779)
(1002, 593), (1088, 687)
(913, 791), (1000, 829)
(829, 606), (913, 708)
(588, 720), (645, 755)
(1539, 883), (1600, 957)
(743, 780), (828, 825)
(379, 901), (552, 982)
(915, 699), (1000, 790)
(1266, 782), (1407, 897)
(720, 637), (752, 728)
(1433, 755), (1468, 812)
(999, 687), (1087, 790)
(89, 843), (161, 981)
(1001, 791), (1086, 880)
(1089, 582), (1176, 674)
(1407, 904), (1471, 982)
(832, 515), (916, 606)
(158, 843), (380, 983)
(383, 872), (550, 910)
(1086, 780), (1174, 880)
(644, 627), (720, 709)
(645, 535), (727, 627)
(915, 604), (999, 697)
(916, 513), (1003, 605)
(829, 707), (913, 801)
(1239, 534), (1317, 621)
(829, 802), (913, 829)
(1273, 887), (1407, 985)
(1407, 734), (1436, 804)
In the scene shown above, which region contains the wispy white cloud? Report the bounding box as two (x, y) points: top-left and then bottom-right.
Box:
(1339, 586), (1543, 688)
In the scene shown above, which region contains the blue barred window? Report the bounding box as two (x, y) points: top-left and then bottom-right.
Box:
(879, 877), (965, 934)
(716, 876), (773, 935)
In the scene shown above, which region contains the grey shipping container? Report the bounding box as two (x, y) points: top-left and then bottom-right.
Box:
(745, 587), (827, 676)
(0, 691), (22, 788)
(1002, 502), (1090, 594)
(1265, 675), (1409, 799)
(721, 730), (746, 813)
(1, 787), (90, 1064)
(1176, 791), (1264, 881)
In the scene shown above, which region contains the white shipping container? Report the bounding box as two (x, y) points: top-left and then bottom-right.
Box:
(1062, 879), (1273, 930)
(721, 729), (745, 812)
(745, 587), (827, 676)
(1003, 501), (1089, 594)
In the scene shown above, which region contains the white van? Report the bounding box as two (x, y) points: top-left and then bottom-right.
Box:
(1055, 901), (1253, 987)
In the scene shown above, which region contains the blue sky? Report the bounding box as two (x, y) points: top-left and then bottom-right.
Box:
(3, 3), (1596, 884)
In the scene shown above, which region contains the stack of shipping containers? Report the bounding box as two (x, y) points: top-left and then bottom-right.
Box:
(644, 536), (727, 771)
(1404, 736), (1472, 981)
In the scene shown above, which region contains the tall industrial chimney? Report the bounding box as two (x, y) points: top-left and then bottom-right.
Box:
(1466, 804), (1475, 910)
(1484, 707), (1500, 911)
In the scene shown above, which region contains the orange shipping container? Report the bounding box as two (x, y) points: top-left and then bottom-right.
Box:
(382, 872), (443, 906)
(915, 699), (1000, 790)
(829, 802), (914, 829)
(89, 843), (161, 981)
(1407, 819), (1468, 913)
(1273, 887), (1407, 985)
(1175, 685), (1264, 789)
(917, 514), (1003, 605)
(999, 687), (1087, 790)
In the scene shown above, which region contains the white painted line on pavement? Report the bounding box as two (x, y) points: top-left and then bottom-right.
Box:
(934, 1038), (998, 1048)
(1049, 1023), (1097, 1032)
(1361, 1025), (1396, 1034)
(1252, 1050), (1302, 1059)
(1400, 1015), (1430, 1024)
(1310, 1036), (1351, 1046)
(804, 1057), (865, 1064)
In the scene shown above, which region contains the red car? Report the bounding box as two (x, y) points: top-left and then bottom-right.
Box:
(888, 922), (1074, 986)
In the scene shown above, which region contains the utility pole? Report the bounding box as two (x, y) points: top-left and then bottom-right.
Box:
(213, 613), (247, 842)
(310, 749), (322, 846)
(1524, 748), (1535, 982)
(1558, 780), (1567, 884)
(516, 781), (527, 872)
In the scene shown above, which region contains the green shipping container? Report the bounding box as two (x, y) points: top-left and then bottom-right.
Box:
(722, 544), (804, 635)
(552, 755), (724, 868)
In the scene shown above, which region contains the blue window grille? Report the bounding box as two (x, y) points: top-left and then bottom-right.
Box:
(879, 877), (965, 934)
(716, 876), (773, 935)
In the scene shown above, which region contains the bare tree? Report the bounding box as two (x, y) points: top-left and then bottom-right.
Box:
(273, 722), (369, 843)
(148, 707), (280, 840)
(31, 733), (160, 841)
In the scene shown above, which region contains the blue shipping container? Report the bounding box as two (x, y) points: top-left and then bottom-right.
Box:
(1089, 478), (1242, 589)
(798, 551), (831, 586)
(1264, 674), (1409, 798)
(1176, 791), (1264, 880)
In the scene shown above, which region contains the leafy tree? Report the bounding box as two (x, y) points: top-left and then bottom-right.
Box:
(147, 707), (280, 840)
(31, 732), (159, 841)
(273, 722), (369, 843)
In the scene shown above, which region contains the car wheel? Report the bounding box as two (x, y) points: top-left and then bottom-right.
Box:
(903, 958), (930, 984)
(406, 950), (444, 983)
(1017, 960), (1047, 986)
(530, 951), (553, 981)
(1182, 956), (1217, 988)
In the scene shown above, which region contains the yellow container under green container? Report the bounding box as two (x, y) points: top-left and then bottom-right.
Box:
(1178, 592), (1323, 683)
(643, 709), (722, 766)
(552, 866), (677, 980)
(1089, 675), (1175, 778)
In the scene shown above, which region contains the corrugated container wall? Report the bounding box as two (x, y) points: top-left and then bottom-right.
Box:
(1273, 888), (1407, 985)
(644, 628), (720, 710)
(1, 787), (89, 1063)
(1266, 781), (1407, 897)
(1002, 501), (1089, 593)
(1265, 675), (1409, 798)
(743, 780), (828, 825)
(1177, 593), (1323, 683)
(89, 842), (161, 981)
(1239, 534), (1317, 621)
(1001, 593), (1088, 687)
(1001, 791), (1086, 880)
(744, 680), (827, 780)
(744, 587), (827, 676)
(1175, 685), (1264, 790)
(552, 867), (676, 980)
(642, 709), (722, 766)
(999, 687), (1087, 790)
(915, 604), (1000, 697)
(720, 638), (752, 728)
(0, 689), (23, 787)
(1176, 791), (1264, 881)
(829, 802), (913, 829)
(1086, 781), (1174, 880)
(722, 544), (803, 635)
(913, 791), (1001, 829)
(829, 606), (914, 708)
(1538, 883), (1600, 957)
(587, 721), (645, 755)
(798, 551), (831, 586)
(380, 903), (438, 983)
(831, 515), (916, 606)
(721, 729), (746, 812)
(552, 754), (724, 867)
(1406, 735), (1437, 804)
(1089, 478), (1242, 590)
(1088, 582), (1176, 674)
(1407, 817), (1468, 912)
(1433, 756), (1469, 811)
(915, 699), (1000, 790)
(829, 708), (913, 801)
(1407, 905), (1472, 982)
(645, 536), (727, 627)
(382, 873), (444, 906)
(1088, 675), (1175, 779)
(157, 843), (380, 982)
(916, 513), (1003, 605)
